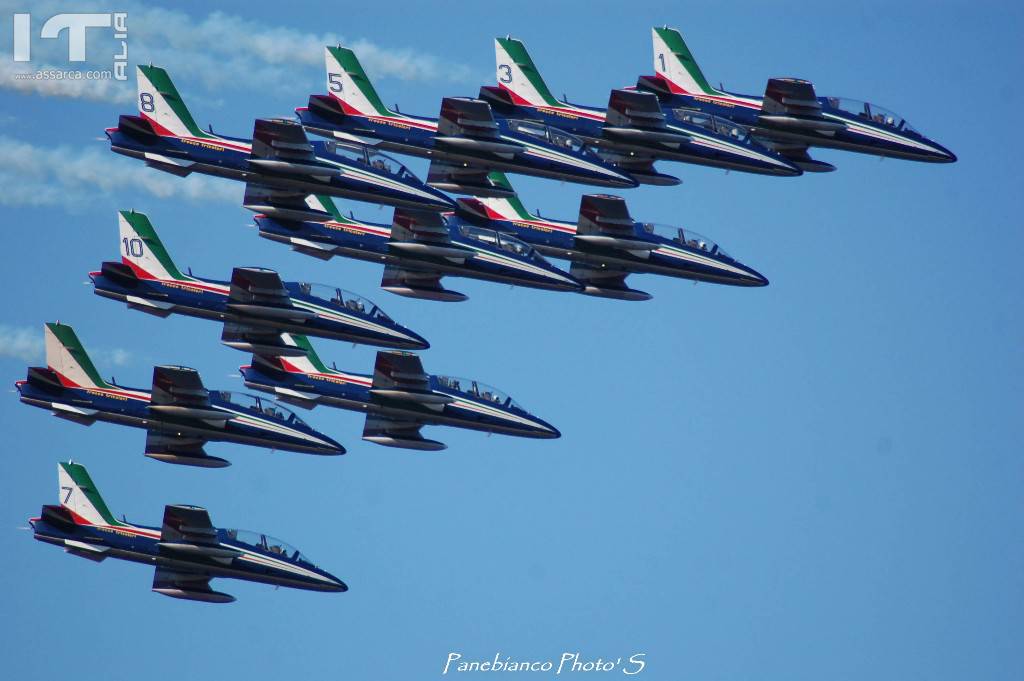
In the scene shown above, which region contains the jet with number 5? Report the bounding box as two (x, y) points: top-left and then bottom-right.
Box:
(479, 36), (802, 177)
(240, 334), (560, 450)
(91, 209), (428, 351)
(297, 46), (652, 192)
(635, 27), (956, 168)
(107, 65), (455, 212)
(456, 173), (767, 300)
(16, 323), (344, 467)
(31, 461), (347, 602)
(249, 186), (582, 302)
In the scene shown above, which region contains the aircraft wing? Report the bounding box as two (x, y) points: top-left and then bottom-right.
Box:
(152, 566), (235, 603)
(226, 267), (316, 325)
(146, 367), (231, 467)
(242, 182), (333, 223)
(426, 158), (518, 197)
(604, 89), (688, 144)
(144, 430), (229, 468)
(569, 262), (651, 302)
(362, 414), (445, 451)
(371, 351), (430, 391)
(574, 194), (656, 252)
(160, 504), (217, 546)
(249, 118), (340, 179)
(758, 78), (839, 133)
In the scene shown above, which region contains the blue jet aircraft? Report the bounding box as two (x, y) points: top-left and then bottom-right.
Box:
(249, 187), (582, 302)
(108, 65), (455, 211)
(31, 461), (347, 603)
(239, 334), (560, 450)
(297, 46), (653, 193)
(16, 323), (344, 467)
(91, 210), (428, 351)
(480, 37), (802, 177)
(635, 27), (956, 170)
(456, 173), (767, 300)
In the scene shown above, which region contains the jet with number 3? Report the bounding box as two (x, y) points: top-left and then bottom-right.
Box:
(480, 36), (803, 177)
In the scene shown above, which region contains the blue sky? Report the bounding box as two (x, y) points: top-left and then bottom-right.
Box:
(1, 1), (1021, 679)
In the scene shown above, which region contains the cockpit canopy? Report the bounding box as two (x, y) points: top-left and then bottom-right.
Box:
(212, 391), (308, 425)
(640, 223), (733, 260)
(295, 282), (391, 320)
(826, 97), (920, 134)
(671, 109), (751, 142)
(325, 142), (418, 179)
(224, 529), (316, 565)
(457, 224), (539, 260)
(435, 375), (523, 410)
(507, 119), (584, 152)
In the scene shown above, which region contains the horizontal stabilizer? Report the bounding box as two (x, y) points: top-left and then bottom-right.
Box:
(126, 295), (174, 317)
(64, 539), (109, 562)
(52, 402), (99, 424)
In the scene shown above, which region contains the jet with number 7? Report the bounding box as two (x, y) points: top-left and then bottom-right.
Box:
(31, 461), (347, 603)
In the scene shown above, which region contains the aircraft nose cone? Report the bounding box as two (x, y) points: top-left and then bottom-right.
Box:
(774, 163), (803, 177)
(401, 328), (431, 351)
(534, 419), (561, 439)
(329, 576), (348, 592)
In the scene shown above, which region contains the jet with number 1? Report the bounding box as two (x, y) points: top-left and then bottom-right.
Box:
(636, 27), (956, 168)
(31, 462), (346, 603)
(16, 323), (344, 467)
(107, 65), (455, 212)
(297, 46), (652, 193)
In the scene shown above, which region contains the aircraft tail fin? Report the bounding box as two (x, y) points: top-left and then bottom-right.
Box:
(494, 37), (561, 107)
(135, 64), (212, 138)
(252, 333), (333, 376)
(651, 26), (718, 96)
(44, 323), (111, 390)
(324, 46), (395, 117)
(58, 461), (120, 527)
(118, 210), (187, 281)
(307, 194), (345, 222)
(458, 172), (538, 221)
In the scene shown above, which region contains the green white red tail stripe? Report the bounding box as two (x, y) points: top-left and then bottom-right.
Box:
(45, 322), (112, 390)
(494, 37), (605, 120)
(119, 210), (188, 281)
(58, 461), (124, 527)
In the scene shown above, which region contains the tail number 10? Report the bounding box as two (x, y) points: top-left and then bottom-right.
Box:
(123, 237), (144, 258)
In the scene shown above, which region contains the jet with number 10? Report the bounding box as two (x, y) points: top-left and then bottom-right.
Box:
(91, 210), (428, 351)
(636, 27), (956, 168)
(31, 462), (346, 603)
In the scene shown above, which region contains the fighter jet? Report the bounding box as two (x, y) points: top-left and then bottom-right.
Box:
(240, 334), (560, 450)
(480, 37), (802, 177)
(635, 27), (956, 169)
(248, 186), (582, 302)
(296, 46), (652, 193)
(456, 173), (767, 300)
(107, 65), (455, 211)
(15, 323), (344, 467)
(31, 461), (347, 602)
(91, 210), (428, 350)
